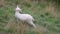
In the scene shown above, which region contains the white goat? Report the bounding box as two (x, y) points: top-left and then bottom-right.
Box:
(15, 5), (36, 28)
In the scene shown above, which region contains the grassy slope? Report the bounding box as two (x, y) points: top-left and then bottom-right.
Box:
(0, 0), (60, 34)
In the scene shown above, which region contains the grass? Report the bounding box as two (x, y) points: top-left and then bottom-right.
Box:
(0, 0), (60, 34)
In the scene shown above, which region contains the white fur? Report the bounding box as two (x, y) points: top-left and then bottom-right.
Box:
(15, 5), (36, 28)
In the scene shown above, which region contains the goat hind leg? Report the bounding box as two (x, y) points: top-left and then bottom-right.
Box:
(29, 22), (36, 28)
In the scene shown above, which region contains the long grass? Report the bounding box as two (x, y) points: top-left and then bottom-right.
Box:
(0, 0), (60, 34)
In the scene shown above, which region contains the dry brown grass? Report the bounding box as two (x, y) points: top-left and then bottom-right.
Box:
(44, 3), (59, 18)
(0, 0), (4, 6)
(4, 18), (49, 34)
(30, 24), (48, 34)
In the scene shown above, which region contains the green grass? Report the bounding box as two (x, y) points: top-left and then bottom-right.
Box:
(0, 0), (60, 34)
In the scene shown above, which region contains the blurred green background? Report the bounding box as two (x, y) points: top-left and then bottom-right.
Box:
(0, 0), (60, 34)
